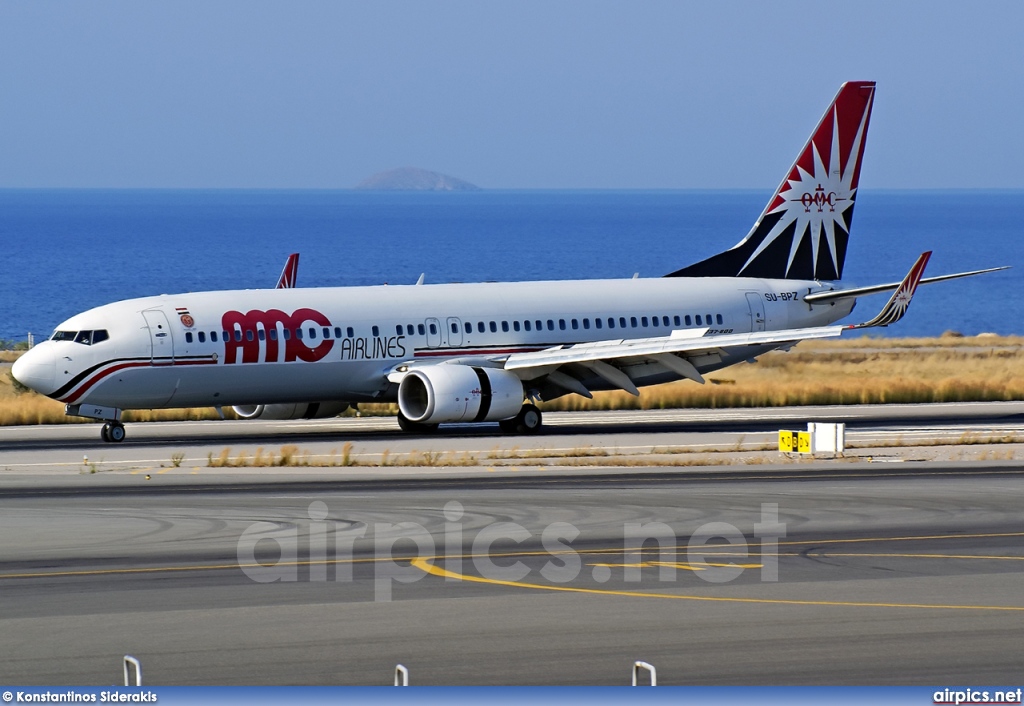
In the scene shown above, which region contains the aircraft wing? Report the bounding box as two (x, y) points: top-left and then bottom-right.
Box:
(501, 252), (933, 393)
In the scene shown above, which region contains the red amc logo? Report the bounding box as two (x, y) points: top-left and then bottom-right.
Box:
(792, 183), (845, 213)
(221, 308), (334, 364)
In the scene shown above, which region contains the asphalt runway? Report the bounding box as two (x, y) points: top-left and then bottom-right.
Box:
(3, 468), (1024, 685)
(1, 401), (1023, 473)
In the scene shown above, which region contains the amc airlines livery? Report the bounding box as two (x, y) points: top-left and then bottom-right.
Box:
(12, 82), (1004, 442)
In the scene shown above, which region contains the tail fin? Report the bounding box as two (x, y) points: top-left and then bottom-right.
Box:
(276, 253), (299, 289)
(667, 81), (876, 281)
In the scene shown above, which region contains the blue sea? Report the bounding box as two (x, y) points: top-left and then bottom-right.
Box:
(1, 189), (1021, 343)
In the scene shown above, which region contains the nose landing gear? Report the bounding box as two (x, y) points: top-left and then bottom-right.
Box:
(101, 422), (126, 443)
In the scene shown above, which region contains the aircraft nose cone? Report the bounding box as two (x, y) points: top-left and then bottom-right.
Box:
(11, 345), (57, 396)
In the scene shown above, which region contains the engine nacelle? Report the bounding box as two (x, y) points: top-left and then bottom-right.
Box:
(232, 401), (349, 420)
(398, 365), (523, 424)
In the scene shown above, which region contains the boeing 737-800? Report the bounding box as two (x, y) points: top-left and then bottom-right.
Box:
(12, 81), (1005, 442)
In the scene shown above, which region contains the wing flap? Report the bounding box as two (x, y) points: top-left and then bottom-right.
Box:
(504, 325), (846, 371)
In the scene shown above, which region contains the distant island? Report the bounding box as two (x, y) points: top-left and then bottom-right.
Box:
(355, 167), (479, 191)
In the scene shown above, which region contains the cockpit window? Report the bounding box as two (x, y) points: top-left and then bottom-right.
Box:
(52, 329), (109, 345)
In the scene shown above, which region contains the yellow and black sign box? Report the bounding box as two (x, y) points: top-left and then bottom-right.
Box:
(779, 430), (811, 453)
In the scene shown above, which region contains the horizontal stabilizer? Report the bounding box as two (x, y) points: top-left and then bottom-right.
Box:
(804, 265), (1010, 304)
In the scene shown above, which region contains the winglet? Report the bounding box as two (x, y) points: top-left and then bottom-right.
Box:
(850, 251), (931, 329)
(276, 253), (299, 289)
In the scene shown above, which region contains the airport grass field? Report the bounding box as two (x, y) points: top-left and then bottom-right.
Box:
(2, 334), (1023, 425)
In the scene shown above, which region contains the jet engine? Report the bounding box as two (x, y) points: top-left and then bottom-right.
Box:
(398, 365), (523, 424)
(232, 401), (349, 420)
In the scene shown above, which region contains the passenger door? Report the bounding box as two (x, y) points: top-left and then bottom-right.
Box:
(447, 317), (463, 348)
(142, 309), (175, 364)
(744, 292), (766, 332)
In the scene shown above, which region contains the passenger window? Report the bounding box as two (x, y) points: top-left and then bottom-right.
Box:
(674, 315), (681, 326)
(323, 327), (331, 339)
(269, 329), (277, 341)
(663, 316), (670, 327)
(685, 315), (692, 326)
(451, 322), (458, 333)
(429, 323), (437, 335)
(547, 320), (555, 331)
(347, 327), (354, 338)
(571, 319), (579, 330)
(464, 322), (472, 333)
(488, 321), (496, 333)
(477, 322), (485, 333)
(246, 330), (254, 341)
(372, 326), (379, 337)
(619, 317), (627, 328)
(499, 321), (507, 332)
(595, 318), (602, 329)
(513, 321), (521, 332)
(336, 327), (343, 338)
(608, 318), (615, 329)
(198, 331), (206, 343)
(717, 314), (724, 325)
(696, 315), (702, 325)
(558, 319), (566, 330)
(398, 325), (405, 335)
(641, 317), (648, 327)
(309, 328), (317, 339)
(418, 324), (425, 335)
(258, 329), (266, 341)
(630, 317), (638, 328)
(583, 318), (590, 329)
(234, 330), (242, 342)
(211, 332), (218, 343)
(407, 325), (414, 336)
(295, 328), (303, 340)
(283, 329), (291, 340)
(185, 332), (193, 343)
(524, 320), (532, 331)
(536, 320), (543, 331)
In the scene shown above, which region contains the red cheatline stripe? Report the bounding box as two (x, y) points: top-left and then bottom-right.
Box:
(413, 347), (544, 357)
(62, 358), (217, 404)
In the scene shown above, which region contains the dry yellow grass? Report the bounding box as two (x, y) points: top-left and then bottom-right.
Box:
(2, 334), (1022, 425)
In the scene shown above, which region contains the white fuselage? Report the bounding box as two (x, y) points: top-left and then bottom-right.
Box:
(21, 276), (854, 410)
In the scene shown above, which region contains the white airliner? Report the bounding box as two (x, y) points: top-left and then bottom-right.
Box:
(12, 81), (1005, 443)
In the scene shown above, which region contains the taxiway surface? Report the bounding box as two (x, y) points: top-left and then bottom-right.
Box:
(3, 467), (1024, 684)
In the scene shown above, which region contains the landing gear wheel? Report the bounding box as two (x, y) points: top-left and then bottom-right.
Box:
(396, 412), (439, 434)
(101, 423), (111, 443)
(107, 422), (126, 443)
(514, 404), (542, 434)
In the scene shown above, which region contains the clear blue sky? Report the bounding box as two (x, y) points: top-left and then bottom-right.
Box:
(1, 1), (1021, 189)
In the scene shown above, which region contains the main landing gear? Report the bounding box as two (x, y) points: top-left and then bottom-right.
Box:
(499, 403), (543, 435)
(101, 421), (126, 443)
